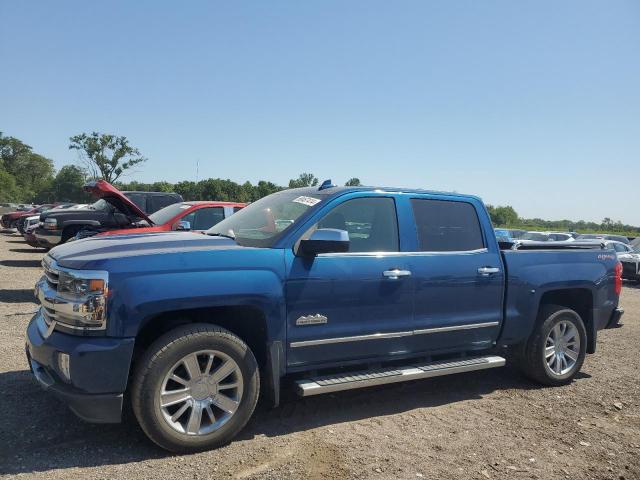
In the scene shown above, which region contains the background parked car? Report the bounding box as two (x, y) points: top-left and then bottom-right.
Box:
(606, 240), (640, 283)
(547, 232), (575, 242)
(90, 201), (245, 238)
(1, 204), (54, 229)
(520, 231), (553, 241)
(576, 233), (630, 244)
(16, 203), (77, 234)
(32, 181), (183, 248)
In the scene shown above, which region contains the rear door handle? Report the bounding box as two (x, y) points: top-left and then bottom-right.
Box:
(383, 269), (412, 280)
(477, 266), (500, 276)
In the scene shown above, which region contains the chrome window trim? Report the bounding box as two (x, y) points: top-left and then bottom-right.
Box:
(290, 321), (500, 348)
(317, 248), (489, 258)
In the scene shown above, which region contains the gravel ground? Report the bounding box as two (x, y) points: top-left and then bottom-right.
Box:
(0, 230), (639, 480)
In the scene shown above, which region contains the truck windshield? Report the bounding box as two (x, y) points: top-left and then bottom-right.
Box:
(207, 190), (327, 247)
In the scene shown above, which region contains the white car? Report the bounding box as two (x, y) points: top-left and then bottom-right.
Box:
(520, 231), (575, 242)
(22, 215), (41, 233)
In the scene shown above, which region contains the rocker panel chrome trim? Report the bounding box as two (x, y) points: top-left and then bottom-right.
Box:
(290, 321), (500, 348)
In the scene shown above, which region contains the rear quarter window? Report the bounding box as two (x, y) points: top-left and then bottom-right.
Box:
(410, 199), (485, 252)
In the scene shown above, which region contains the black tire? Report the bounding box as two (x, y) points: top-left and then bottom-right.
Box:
(60, 226), (81, 244)
(131, 323), (260, 453)
(518, 304), (587, 386)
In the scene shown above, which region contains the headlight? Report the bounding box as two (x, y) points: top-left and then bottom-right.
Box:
(43, 218), (57, 230)
(58, 271), (106, 296)
(38, 264), (109, 332)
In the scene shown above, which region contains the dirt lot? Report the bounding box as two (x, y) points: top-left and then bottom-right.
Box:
(0, 231), (639, 480)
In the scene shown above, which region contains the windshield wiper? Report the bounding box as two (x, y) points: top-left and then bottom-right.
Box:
(207, 232), (236, 240)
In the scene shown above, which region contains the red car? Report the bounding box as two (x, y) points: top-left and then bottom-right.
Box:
(95, 200), (245, 237)
(1, 204), (55, 229)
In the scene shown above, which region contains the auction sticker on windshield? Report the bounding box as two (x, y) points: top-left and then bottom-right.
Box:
(292, 196), (321, 207)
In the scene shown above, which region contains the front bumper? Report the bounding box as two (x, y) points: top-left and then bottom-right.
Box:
(33, 227), (62, 247)
(24, 231), (46, 248)
(1, 217), (17, 228)
(25, 309), (135, 423)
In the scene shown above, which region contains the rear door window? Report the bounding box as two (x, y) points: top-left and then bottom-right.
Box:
(410, 199), (484, 252)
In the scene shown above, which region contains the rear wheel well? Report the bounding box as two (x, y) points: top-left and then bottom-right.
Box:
(538, 288), (594, 352)
(132, 306), (268, 372)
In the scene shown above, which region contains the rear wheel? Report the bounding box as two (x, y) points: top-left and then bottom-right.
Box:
(518, 305), (587, 385)
(131, 323), (260, 453)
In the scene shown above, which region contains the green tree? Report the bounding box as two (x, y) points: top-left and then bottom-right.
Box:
(486, 205), (519, 226)
(50, 165), (89, 203)
(0, 168), (19, 202)
(288, 172), (318, 188)
(69, 132), (146, 183)
(345, 177), (361, 186)
(0, 132), (54, 201)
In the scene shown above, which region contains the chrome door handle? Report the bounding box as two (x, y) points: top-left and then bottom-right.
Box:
(478, 266), (500, 276)
(383, 269), (412, 280)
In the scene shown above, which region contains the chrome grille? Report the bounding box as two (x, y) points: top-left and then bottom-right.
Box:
(42, 256), (59, 290)
(42, 306), (56, 326)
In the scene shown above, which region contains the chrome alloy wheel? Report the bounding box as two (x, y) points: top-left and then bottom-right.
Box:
(159, 350), (243, 435)
(545, 321), (580, 376)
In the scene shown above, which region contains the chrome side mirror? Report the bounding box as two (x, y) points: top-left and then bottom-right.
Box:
(176, 220), (191, 231)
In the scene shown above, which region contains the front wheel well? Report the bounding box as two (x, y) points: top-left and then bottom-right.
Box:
(538, 288), (594, 353)
(132, 306), (269, 372)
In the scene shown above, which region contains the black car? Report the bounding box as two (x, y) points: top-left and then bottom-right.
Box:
(32, 181), (183, 248)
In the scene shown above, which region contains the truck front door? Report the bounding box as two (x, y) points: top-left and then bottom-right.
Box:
(284, 194), (414, 368)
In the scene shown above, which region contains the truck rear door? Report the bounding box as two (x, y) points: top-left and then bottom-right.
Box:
(403, 196), (504, 353)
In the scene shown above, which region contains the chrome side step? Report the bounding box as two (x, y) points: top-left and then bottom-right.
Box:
(296, 355), (506, 397)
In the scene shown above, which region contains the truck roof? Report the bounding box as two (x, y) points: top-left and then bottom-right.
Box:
(293, 184), (483, 203)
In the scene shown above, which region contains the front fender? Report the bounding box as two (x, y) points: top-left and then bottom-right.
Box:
(111, 269), (285, 341)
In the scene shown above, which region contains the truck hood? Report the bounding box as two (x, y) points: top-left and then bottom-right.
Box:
(49, 232), (242, 269)
(83, 180), (153, 224)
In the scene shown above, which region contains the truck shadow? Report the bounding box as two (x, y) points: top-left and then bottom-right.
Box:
(0, 365), (590, 475)
(9, 248), (46, 254)
(0, 289), (37, 303)
(0, 259), (42, 268)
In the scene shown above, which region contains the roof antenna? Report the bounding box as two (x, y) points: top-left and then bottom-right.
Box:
(318, 179), (335, 190)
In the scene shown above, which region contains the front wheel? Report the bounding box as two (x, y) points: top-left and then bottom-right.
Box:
(131, 323), (260, 453)
(518, 305), (587, 386)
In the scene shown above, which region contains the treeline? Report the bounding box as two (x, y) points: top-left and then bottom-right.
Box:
(487, 204), (640, 236)
(2, 131), (638, 235)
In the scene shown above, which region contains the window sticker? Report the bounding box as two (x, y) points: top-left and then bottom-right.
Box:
(292, 196), (321, 207)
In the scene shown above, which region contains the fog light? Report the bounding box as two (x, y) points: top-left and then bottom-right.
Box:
(57, 353), (71, 382)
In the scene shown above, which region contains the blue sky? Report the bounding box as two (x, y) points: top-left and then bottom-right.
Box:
(1, 1), (639, 224)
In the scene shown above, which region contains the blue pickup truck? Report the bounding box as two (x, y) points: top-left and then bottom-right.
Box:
(26, 182), (624, 452)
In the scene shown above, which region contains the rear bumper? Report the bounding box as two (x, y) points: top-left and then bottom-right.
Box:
(605, 307), (624, 329)
(25, 309), (135, 423)
(33, 227), (62, 247)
